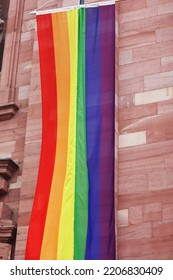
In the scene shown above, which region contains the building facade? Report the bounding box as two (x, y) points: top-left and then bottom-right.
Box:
(0, 0), (173, 260)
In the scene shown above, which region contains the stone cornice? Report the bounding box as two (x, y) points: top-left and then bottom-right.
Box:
(0, 220), (16, 243)
(0, 102), (19, 121)
(0, 159), (19, 194)
(0, 158), (19, 179)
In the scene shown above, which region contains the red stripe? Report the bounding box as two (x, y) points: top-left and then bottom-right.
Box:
(25, 14), (57, 259)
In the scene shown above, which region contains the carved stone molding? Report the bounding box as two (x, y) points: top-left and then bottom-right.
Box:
(0, 102), (19, 121)
(0, 201), (12, 220)
(0, 202), (16, 244)
(0, 203), (16, 261)
(0, 243), (12, 259)
(0, 159), (19, 194)
(0, 220), (16, 243)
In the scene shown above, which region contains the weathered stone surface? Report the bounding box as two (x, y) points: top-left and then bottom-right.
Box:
(118, 0), (173, 260)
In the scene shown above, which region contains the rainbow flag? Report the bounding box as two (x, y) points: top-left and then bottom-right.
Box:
(25, 4), (115, 260)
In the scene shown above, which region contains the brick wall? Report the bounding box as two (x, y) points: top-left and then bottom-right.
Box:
(118, 0), (173, 259)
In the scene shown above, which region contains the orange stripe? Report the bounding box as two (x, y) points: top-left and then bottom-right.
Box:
(40, 12), (70, 259)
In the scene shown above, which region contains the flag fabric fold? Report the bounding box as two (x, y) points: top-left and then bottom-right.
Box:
(25, 4), (115, 260)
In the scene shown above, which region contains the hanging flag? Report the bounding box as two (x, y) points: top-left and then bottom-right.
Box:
(25, 3), (115, 260)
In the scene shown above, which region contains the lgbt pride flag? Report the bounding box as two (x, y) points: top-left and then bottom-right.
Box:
(25, 4), (115, 260)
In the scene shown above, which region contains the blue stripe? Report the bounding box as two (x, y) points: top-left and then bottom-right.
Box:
(85, 7), (101, 260)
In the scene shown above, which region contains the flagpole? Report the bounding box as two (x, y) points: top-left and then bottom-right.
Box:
(31, 0), (116, 15)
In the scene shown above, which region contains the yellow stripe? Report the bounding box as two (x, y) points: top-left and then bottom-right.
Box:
(40, 12), (70, 259)
(57, 9), (78, 260)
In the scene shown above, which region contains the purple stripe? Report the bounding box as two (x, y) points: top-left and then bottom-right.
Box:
(85, 6), (101, 260)
(100, 4), (115, 260)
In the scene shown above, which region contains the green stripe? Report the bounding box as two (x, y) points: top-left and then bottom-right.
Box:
(74, 8), (88, 260)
